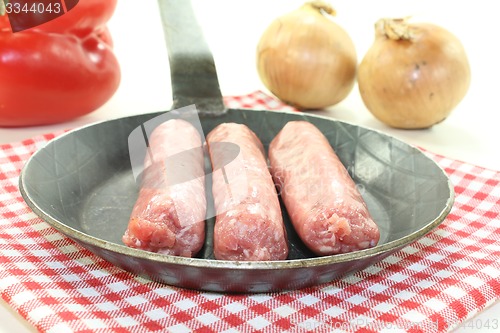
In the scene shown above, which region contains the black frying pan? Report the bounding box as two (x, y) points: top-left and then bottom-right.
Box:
(19, 0), (454, 293)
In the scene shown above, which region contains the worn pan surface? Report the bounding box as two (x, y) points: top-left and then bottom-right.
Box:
(19, 0), (454, 293)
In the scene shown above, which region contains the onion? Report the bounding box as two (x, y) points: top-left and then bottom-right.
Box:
(256, 1), (357, 109)
(357, 18), (471, 129)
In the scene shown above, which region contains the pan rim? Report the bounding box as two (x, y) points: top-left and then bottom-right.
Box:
(18, 108), (455, 271)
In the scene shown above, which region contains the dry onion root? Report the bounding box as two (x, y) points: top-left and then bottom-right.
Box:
(357, 18), (471, 129)
(256, 1), (357, 109)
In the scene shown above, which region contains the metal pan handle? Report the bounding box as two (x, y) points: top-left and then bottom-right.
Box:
(158, 0), (226, 116)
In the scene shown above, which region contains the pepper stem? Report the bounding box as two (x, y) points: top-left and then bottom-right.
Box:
(375, 18), (414, 40)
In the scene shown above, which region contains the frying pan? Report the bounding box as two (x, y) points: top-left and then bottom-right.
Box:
(19, 0), (454, 293)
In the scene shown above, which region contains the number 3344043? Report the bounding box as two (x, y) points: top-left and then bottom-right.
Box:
(5, 2), (62, 14)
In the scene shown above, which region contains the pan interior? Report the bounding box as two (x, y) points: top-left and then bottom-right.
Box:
(21, 109), (452, 261)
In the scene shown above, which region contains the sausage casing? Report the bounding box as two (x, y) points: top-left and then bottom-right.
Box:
(123, 119), (206, 257)
(269, 121), (380, 255)
(207, 123), (288, 261)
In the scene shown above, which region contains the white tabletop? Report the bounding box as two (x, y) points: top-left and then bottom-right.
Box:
(0, 1), (498, 332)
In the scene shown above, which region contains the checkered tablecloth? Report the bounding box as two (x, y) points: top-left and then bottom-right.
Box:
(1, 91), (499, 333)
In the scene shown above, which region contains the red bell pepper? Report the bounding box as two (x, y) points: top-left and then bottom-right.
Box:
(0, 0), (121, 127)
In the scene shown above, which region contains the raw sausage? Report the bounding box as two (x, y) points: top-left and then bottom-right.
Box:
(123, 119), (206, 257)
(207, 123), (288, 261)
(269, 121), (380, 255)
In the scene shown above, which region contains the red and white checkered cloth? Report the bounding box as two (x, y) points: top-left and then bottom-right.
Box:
(1, 91), (499, 333)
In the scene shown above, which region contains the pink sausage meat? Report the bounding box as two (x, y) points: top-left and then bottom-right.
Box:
(123, 119), (206, 257)
(269, 121), (380, 255)
(207, 123), (288, 261)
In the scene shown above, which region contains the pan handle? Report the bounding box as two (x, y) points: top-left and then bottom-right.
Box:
(158, 0), (226, 116)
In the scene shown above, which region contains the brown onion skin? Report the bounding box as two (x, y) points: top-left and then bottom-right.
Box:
(256, 2), (357, 109)
(358, 20), (471, 129)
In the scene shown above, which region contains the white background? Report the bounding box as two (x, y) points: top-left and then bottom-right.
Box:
(0, 1), (498, 332)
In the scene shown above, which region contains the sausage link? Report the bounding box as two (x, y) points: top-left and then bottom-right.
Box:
(207, 123), (288, 261)
(269, 121), (380, 255)
(123, 119), (206, 257)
